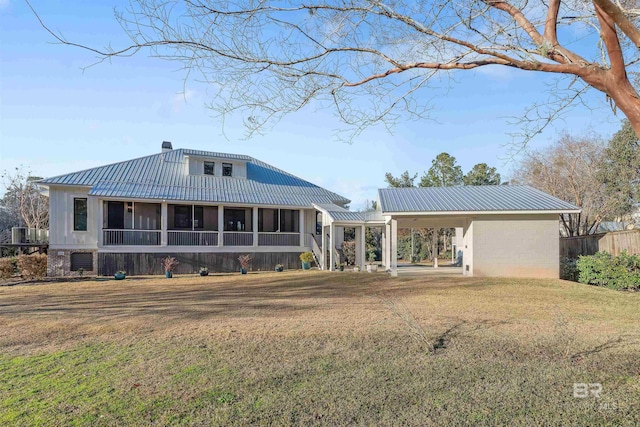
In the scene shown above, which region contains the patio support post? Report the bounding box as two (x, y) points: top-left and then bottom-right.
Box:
(299, 209), (305, 247)
(217, 206), (224, 247)
(381, 226), (387, 269)
(385, 222), (391, 271)
(97, 200), (104, 247)
(433, 227), (439, 268)
(161, 202), (168, 246)
(329, 223), (335, 271)
(390, 219), (398, 277)
(252, 207), (258, 246)
(359, 225), (366, 270)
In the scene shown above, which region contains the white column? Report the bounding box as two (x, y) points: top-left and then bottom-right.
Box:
(218, 205), (224, 247)
(381, 226), (386, 269)
(433, 227), (439, 268)
(359, 225), (366, 270)
(321, 226), (326, 270)
(390, 219), (398, 277)
(161, 202), (168, 246)
(385, 222), (391, 271)
(329, 223), (335, 271)
(97, 200), (104, 247)
(299, 209), (305, 247)
(252, 207), (258, 246)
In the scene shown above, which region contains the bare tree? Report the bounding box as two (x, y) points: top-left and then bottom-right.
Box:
(26, 0), (640, 140)
(512, 133), (627, 236)
(1, 167), (49, 230)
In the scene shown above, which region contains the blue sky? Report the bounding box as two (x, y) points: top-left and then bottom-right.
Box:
(0, 0), (625, 209)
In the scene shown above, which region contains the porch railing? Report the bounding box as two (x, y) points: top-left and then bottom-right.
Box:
(310, 233), (323, 270)
(223, 231), (253, 246)
(103, 229), (161, 246)
(258, 232), (300, 246)
(168, 230), (218, 246)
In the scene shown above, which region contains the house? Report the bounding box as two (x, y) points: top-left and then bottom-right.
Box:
(39, 142), (350, 276)
(39, 143), (580, 278)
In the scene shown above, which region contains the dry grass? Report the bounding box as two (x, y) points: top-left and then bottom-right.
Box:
(1, 271), (639, 425)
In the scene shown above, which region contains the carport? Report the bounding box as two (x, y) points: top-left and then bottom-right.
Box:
(377, 186), (580, 278)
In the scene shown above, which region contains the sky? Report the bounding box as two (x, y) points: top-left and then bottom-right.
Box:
(0, 0), (626, 210)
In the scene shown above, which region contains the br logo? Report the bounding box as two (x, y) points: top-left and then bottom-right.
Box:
(573, 383), (603, 398)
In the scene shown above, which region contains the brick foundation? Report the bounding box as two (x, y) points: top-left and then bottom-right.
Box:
(47, 249), (98, 277)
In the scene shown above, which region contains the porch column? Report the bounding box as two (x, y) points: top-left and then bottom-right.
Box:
(321, 225), (326, 270)
(299, 209), (305, 247)
(252, 207), (258, 247)
(385, 222), (391, 271)
(161, 202), (168, 246)
(381, 226), (386, 269)
(390, 219), (398, 277)
(218, 206), (224, 247)
(329, 223), (335, 271)
(358, 225), (366, 270)
(97, 200), (104, 247)
(433, 227), (439, 268)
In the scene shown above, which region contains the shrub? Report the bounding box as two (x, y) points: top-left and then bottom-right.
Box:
(299, 252), (314, 263)
(238, 254), (252, 269)
(16, 254), (47, 280)
(576, 251), (640, 291)
(560, 257), (579, 282)
(341, 241), (355, 265)
(161, 256), (179, 272)
(0, 257), (16, 279)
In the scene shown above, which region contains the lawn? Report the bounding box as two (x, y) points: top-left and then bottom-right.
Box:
(1, 271), (639, 425)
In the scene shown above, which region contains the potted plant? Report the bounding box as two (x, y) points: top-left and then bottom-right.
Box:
(199, 267), (209, 276)
(238, 254), (251, 274)
(114, 270), (126, 280)
(274, 264), (284, 272)
(162, 256), (179, 278)
(300, 251), (314, 270)
(337, 263), (345, 272)
(366, 251), (378, 273)
(353, 265), (361, 272)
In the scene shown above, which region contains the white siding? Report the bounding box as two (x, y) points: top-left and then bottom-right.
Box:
(48, 186), (98, 249)
(471, 214), (559, 278)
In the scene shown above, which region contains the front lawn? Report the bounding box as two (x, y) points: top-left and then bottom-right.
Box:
(1, 272), (638, 425)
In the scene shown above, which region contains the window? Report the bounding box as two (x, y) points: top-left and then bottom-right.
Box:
(173, 205), (192, 229)
(74, 198), (87, 231)
(222, 163), (233, 177)
(204, 161), (215, 175)
(224, 209), (247, 231)
(280, 209), (300, 232)
(70, 252), (93, 271)
(316, 211), (322, 235)
(258, 208), (278, 232)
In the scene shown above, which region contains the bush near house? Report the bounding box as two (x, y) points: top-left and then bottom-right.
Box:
(341, 241), (355, 265)
(560, 257), (579, 282)
(0, 257), (16, 279)
(15, 254), (47, 280)
(576, 251), (640, 290)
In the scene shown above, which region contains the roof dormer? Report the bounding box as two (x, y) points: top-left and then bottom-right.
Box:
(185, 153), (247, 179)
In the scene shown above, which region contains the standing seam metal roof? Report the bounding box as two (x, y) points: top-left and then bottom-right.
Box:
(378, 186), (579, 213)
(40, 148), (350, 207)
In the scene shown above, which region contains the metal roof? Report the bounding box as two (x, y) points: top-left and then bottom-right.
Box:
(312, 203), (385, 223)
(40, 148), (350, 207)
(378, 186), (580, 213)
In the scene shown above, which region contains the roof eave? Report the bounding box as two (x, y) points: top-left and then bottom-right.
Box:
(381, 209), (581, 216)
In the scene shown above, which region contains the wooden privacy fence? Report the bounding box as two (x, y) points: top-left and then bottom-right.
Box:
(560, 230), (640, 258)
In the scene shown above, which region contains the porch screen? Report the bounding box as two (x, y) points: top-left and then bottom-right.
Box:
(280, 209), (300, 232)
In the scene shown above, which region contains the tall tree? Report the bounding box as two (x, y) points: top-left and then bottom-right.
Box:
(1, 168), (49, 230)
(384, 171), (417, 188)
(600, 120), (640, 217)
(512, 133), (628, 236)
(420, 153), (463, 187)
(464, 163), (502, 186)
(28, 0), (640, 139)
